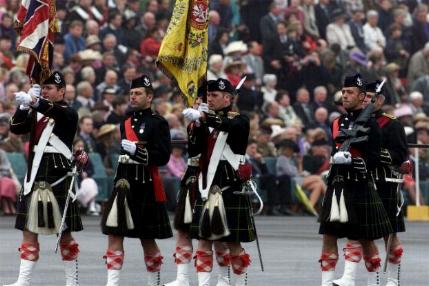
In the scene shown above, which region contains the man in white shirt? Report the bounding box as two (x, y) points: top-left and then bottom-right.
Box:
(363, 10), (386, 50)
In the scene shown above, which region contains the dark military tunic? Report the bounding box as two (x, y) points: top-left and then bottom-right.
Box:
(101, 108), (173, 239)
(10, 99), (82, 233)
(319, 109), (392, 240)
(189, 106), (256, 242)
(373, 110), (408, 233)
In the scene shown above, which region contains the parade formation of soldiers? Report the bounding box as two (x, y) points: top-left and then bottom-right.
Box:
(2, 69), (410, 286)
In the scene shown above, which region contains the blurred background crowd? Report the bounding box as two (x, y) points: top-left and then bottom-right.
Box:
(0, 0), (428, 217)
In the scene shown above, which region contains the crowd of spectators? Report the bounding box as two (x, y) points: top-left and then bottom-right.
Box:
(0, 0), (429, 216)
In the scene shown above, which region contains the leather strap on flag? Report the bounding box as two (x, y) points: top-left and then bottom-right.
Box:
(124, 118), (166, 202)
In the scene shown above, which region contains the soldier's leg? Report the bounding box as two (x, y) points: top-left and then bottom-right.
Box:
(104, 235), (124, 286)
(384, 234), (403, 286)
(227, 242), (250, 286)
(195, 240), (213, 286)
(333, 240), (362, 286)
(214, 241), (231, 286)
(141, 239), (163, 286)
(4, 231), (39, 286)
(360, 240), (381, 286)
(60, 232), (80, 286)
(164, 231), (193, 286)
(320, 234), (339, 286)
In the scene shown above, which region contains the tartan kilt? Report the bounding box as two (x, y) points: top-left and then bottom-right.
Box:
(189, 185), (256, 243)
(319, 173), (393, 240)
(101, 165), (173, 239)
(173, 180), (199, 233)
(15, 160), (83, 233)
(376, 182), (405, 233)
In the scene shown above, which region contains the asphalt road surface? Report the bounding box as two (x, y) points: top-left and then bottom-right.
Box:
(0, 216), (428, 285)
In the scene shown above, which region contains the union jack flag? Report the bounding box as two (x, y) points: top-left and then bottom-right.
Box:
(15, 0), (57, 83)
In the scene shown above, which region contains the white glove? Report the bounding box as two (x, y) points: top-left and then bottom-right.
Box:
(28, 84), (41, 98)
(198, 103), (209, 113)
(182, 108), (202, 121)
(121, 139), (137, 155)
(14, 91), (32, 107)
(332, 151), (352, 165)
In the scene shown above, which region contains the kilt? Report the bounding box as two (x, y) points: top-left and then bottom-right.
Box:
(376, 182), (405, 233)
(16, 155), (83, 233)
(189, 185), (256, 243)
(173, 167), (199, 233)
(319, 172), (393, 240)
(101, 164), (173, 239)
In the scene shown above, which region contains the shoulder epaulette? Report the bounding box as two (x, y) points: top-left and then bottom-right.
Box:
(227, 111), (239, 119)
(382, 112), (396, 120)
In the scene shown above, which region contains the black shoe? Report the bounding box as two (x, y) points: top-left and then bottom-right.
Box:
(279, 206), (296, 216)
(266, 206), (283, 216)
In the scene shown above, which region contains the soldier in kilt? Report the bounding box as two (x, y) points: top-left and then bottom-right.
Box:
(318, 74), (393, 286)
(182, 78), (256, 286)
(6, 71), (84, 286)
(101, 75), (172, 286)
(165, 85), (235, 286)
(333, 81), (408, 286)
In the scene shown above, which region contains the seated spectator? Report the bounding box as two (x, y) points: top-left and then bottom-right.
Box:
(349, 8), (367, 53)
(246, 139), (283, 216)
(308, 107), (331, 141)
(166, 140), (187, 179)
(326, 9), (355, 50)
(293, 87), (315, 126)
(106, 97), (128, 125)
(64, 20), (86, 61)
(408, 91), (429, 115)
(407, 43), (429, 85)
(261, 74), (278, 105)
(276, 139), (326, 208)
(73, 138), (100, 216)
(64, 84), (82, 111)
(207, 54), (227, 81)
(140, 27), (162, 58)
(95, 123), (120, 176)
(275, 90), (302, 127)
(363, 10), (386, 50)
(0, 149), (18, 215)
(256, 125), (277, 157)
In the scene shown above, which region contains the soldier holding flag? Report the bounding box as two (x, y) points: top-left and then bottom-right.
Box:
(6, 71), (85, 286)
(165, 84), (234, 286)
(101, 75), (172, 286)
(182, 78), (256, 286)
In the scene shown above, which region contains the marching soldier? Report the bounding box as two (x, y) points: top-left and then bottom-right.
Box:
(6, 71), (85, 286)
(318, 74), (393, 286)
(182, 78), (256, 286)
(333, 81), (408, 286)
(101, 75), (172, 286)
(165, 84), (233, 286)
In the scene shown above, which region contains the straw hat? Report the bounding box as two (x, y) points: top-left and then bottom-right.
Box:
(224, 41), (248, 55)
(384, 62), (400, 74)
(97, 124), (116, 138)
(85, 35), (101, 47)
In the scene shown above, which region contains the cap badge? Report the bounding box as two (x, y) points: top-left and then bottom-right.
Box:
(54, 73), (61, 84)
(218, 80), (225, 90)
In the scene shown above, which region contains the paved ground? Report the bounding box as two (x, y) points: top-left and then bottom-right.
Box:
(0, 216), (428, 285)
